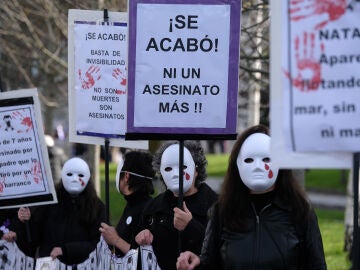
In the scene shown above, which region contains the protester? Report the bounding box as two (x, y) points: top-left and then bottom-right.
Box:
(28, 157), (105, 265)
(135, 141), (218, 270)
(176, 125), (327, 270)
(99, 150), (155, 257)
(0, 207), (35, 257)
(0, 209), (18, 243)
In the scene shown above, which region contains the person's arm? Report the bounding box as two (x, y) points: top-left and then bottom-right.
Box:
(99, 222), (130, 254)
(198, 207), (222, 270)
(303, 210), (327, 270)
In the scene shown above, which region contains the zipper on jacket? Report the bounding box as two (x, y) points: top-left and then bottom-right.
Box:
(251, 203), (272, 270)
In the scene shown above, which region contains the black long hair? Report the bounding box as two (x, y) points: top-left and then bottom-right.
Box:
(119, 150), (155, 195)
(55, 179), (101, 225)
(217, 125), (310, 231)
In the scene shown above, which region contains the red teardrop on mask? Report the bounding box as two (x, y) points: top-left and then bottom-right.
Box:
(79, 178), (85, 186)
(268, 170), (273, 179)
(265, 164), (269, 170)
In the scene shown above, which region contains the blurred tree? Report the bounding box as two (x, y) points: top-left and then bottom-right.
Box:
(239, 0), (269, 129)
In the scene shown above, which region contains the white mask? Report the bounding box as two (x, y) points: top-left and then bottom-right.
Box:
(160, 144), (195, 195)
(236, 133), (279, 193)
(61, 157), (90, 195)
(115, 157), (124, 193)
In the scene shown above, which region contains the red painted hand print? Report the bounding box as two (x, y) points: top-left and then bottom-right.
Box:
(31, 160), (42, 184)
(78, 65), (101, 89)
(289, 0), (347, 30)
(112, 67), (127, 94)
(11, 110), (33, 133)
(0, 178), (5, 193)
(284, 32), (324, 92)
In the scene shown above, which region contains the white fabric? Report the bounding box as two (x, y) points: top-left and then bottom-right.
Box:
(160, 144), (195, 195)
(237, 133), (279, 193)
(115, 157), (124, 193)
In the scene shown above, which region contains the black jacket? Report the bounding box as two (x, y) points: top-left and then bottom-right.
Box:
(200, 194), (327, 270)
(139, 183), (218, 270)
(115, 191), (153, 257)
(31, 191), (105, 265)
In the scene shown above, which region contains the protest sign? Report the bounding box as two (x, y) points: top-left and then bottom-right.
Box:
(68, 9), (147, 148)
(280, 1), (360, 152)
(127, 0), (241, 139)
(0, 89), (57, 209)
(270, 1), (354, 168)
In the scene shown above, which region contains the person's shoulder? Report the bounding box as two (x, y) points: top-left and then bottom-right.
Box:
(143, 191), (170, 213)
(198, 182), (218, 200)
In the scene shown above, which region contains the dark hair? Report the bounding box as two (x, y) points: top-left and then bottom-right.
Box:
(120, 150), (155, 195)
(56, 179), (101, 225)
(152, 140), (207, 188)
(218, 125), (310, 231)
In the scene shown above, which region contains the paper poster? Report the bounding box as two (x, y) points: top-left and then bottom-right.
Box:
(35, 257), (58, 270)
(269, 1), (354, 169)
(0, 89), (57, 209)
(127, 0), (241, 138)
(68, 9), (148, 149)
(74, 21), (127, 138)
(282, 1), (360, 152)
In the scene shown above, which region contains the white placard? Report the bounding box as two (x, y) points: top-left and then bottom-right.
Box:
(68, 9), (148, 149)
(0, 89), (57, 208)
(270, 1), (353, 168)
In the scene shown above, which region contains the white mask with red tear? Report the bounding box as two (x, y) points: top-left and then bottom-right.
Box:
(160, 144), (195, 195)
(236, 133), (279, 193)
(61, 157), (90, 195)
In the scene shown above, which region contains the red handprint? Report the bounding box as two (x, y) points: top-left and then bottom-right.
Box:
(0, 178), (5, 193)
(284, 32), (324, 92)
(289, 0), (347, 30)
(78, 65), (101, 89)
(31, 160), (42, 184)
(112, 67), (127, 95)
(11, 110), (33, 133)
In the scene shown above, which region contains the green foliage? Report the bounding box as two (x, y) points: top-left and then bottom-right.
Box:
(305, 169), (348, 194)
(206, 153), (229, 177)
(315, 209), (351, 269)
(100, 162), (126, 225)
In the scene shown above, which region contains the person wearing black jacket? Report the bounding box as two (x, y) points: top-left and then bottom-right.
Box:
(29, 157), (105, 265)
(135, 141), (218, 270)
(177, 125), (327, 270)
(99, 150), (155, 257)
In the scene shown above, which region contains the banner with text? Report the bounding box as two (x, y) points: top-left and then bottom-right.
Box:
(0, 89), (57, 209)
(283, 1), (360, 152)
(68, 9), (148, 149)
(127, 0), (241, 138)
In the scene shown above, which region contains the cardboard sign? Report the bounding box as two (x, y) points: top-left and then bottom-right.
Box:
(0, 89), (57, 209)
(270, 1), (353, 168)
(68, 9), (148, 148)
(127, 0), (241, 138)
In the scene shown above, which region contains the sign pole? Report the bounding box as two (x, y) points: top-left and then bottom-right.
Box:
(352, 152), (360, 270)
(178, 140), (184, 254)
(104, 138), (110, 224)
